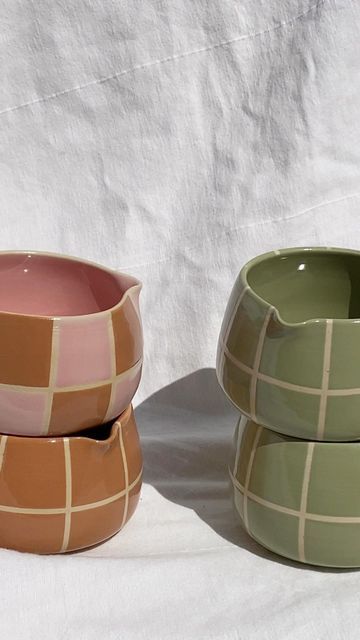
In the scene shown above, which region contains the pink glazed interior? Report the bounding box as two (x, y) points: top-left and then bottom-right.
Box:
(0, 253), (126, 317)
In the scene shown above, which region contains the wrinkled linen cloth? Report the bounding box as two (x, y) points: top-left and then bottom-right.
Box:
(1, 1), (360, 638)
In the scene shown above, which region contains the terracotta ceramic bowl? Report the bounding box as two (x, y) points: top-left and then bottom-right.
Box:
(217, 247), (360, 441)
(0, 251), (142, 436)
(0, 404), (142, 554)
(230, 414), (360, 568)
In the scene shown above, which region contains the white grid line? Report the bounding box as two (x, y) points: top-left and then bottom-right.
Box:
(0, 469), (143, 516)
(0, 436), (8, 473)
(231, 469), (360, 524)
(221, 339), (360, 397)
(223, 343), (253, 375)
(60, 438), (72, 552)
(257, 370), (320, 395)
(250, 307), (273, 420)
(232, 415), (247, 476)
(118, 421), (130, 529)
(220, 286), (248, 378)
(72, 470), (142, 513)
(243, 426), (263, 532)
(41, 318), (60, 435)
(104, 313), (119, 422)
(129, 290), (142, 325)
(231, 471), (299, 516)
(298, 442), (315, 562)
(327, 388), (360, 396)
(316, 320), (333, 440)
(3, 357), (143, 396)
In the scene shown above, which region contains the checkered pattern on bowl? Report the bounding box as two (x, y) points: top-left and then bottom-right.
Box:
(0, 285), (142, 436)
(217, 248), (360, 441)
(0, 405), (142, 554)
(231, 415), (360, 568)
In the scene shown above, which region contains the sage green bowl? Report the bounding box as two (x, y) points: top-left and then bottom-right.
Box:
(231, 415), (360, 568)
(217, 247), (360, 441)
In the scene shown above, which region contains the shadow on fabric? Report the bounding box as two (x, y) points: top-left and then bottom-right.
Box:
(135, 368), (356, 573)
(135, 368), (274, 556)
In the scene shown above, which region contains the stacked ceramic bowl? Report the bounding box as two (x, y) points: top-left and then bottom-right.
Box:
(0, 251), (143, 554)
(217, 247), (360, 568)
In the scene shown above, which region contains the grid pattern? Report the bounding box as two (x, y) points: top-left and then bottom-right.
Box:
(231, 417), (360, 567)
(0, 293), (143, 436)
(218, 253), (360, 439)
(0, 408), (142, 554)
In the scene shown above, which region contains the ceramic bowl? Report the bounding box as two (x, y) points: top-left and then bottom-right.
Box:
(230, 414), (360, 568)
(0, 251), (142, 436)
(0, 404), (142, 554)
(217, 246), (360, 441)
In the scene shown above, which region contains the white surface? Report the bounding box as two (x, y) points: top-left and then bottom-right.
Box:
(0, 1), (360, 637)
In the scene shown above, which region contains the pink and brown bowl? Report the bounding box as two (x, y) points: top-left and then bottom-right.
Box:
(0, 251), (143, 436)
(0, 404), (142, 554)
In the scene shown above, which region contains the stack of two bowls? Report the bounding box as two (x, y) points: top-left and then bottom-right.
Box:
(217, 248), (360, 568)
(0, 252), (143, 554)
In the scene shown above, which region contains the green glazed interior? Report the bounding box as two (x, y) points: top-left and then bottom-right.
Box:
(218, 247), (360, 441)
(245, 249), (360, 324)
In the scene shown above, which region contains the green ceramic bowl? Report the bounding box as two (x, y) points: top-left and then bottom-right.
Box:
(217, 246), (360, 441)
(231, 415), (360, 567)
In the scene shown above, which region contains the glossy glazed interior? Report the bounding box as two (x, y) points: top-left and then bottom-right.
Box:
(0, 252), (142, 437)
(247, 250), (360, 323)
(217, 247), (360, 441)
(0, 252), (130, 316)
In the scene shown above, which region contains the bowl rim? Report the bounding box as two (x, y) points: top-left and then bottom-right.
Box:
(239, 245), (360, 327)
(1, 404), (134, 446)
(0, 250), (142, 320)
(238, 416), (360, 447)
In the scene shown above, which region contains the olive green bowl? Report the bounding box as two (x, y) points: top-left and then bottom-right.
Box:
(231, 415), (360, 567)
(217, 247), (360, 441)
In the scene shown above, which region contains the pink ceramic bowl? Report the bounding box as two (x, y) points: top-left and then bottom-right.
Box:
(0, 251), (143, 436)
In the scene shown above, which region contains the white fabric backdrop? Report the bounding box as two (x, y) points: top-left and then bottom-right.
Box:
(0, 1), (360, 637)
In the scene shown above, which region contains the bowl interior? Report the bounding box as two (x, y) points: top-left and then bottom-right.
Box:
(0, 253), (125, 316)
(247, 250), (360, 323)
(71, 420), (115, 440)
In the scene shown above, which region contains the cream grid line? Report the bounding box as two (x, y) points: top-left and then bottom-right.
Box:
(222, 340), (360, 398)
(41, 318), (61, 435)
(230, 469), (360, 524)
(61, 438), (72, 552)
(104, 313), (119, 422)
(2, 357), (143, 397)
(316, 319), (333, 439)
(0, 469), (143, 516)
(298, 442), (315, 562)
(249, 307), (273, 420)
(118, 424), (130, 529)
(232, 415), (247, 479)
(0, 436), (8, 473)
(242, 426), (263, 532)
(220, 286), (249, 376)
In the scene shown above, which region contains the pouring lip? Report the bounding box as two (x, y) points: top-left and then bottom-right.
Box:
(70, 403), (134, 445)
(1, 404), (134, 446)
(0, 249), (142, 321)
(239, 246), (360, 328)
